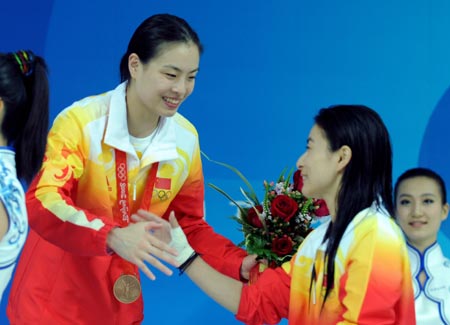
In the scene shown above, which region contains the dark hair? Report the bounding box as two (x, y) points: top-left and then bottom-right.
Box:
(315, 105), (393, 305)
(119, 13), (203, 82)
(0, 50), (49, 183)
(394, 167), (447, 205)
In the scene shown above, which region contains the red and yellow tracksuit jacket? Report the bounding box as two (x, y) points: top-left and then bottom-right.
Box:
(236, 205), (416, 325)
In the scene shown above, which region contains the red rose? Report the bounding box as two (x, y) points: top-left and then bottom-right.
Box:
(293, 170), (303, 191)
(270, 195), (299, 222)
(246, 205), (264, 228)
(314, 199), (329, 217)
(271, 236), (293, 256)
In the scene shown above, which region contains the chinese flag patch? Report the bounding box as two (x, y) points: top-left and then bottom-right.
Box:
(155, 177), (171, 190)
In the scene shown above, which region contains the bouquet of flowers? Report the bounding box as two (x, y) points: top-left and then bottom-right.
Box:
(204, 154), (329, 270)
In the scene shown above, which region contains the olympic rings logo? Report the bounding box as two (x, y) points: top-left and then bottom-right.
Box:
(154, 189), (172, 201)
(117, 163), (126, 181)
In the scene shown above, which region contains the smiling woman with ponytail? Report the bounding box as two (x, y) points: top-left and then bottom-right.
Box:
(6, 14), (256, 325)
(0, 49), (49, 302)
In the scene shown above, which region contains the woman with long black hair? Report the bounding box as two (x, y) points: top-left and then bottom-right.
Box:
(0, 50), (49, 302)
(159, 104), (416, 324)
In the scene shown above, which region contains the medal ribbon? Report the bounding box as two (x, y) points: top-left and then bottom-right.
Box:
(114, 150), (159, 224)
(111, 149), (159, 298)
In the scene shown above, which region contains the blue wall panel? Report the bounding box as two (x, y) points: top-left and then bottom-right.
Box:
(1, 1), (449, 324)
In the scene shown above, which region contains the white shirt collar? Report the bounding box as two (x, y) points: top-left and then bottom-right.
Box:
(103, 82), (179, 164)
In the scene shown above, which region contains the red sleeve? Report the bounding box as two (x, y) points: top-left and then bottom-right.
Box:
(166, 141), (247, 280)
(236, 267), (290, 325)
(177, 211), (247, 280)
(26, 113), (119, 256)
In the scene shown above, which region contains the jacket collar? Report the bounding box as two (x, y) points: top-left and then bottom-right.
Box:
(104, 82), (179, 164)
(104, 82), (135, 156)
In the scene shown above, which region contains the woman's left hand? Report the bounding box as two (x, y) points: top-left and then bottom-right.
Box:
(240, 254), (259, 280)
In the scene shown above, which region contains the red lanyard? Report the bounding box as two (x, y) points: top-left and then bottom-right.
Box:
(114, 149), (159, 224)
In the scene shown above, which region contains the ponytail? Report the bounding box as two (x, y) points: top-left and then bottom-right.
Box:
(0, 50), (49, 184)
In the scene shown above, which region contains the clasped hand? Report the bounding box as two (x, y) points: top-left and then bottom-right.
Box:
(106, 209), (185, 280)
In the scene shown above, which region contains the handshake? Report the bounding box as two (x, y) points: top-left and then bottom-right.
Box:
(107, 209), (198, 280)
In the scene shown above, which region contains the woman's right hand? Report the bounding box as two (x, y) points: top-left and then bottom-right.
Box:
(106, 220), (179, 280)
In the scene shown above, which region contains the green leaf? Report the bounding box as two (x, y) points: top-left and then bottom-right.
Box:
(208, 183), (248, 217)
(201, 151), (260, 205)
(277, 167), (288, 183)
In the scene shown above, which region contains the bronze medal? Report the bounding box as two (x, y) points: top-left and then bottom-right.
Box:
(113, 274), (141, 304)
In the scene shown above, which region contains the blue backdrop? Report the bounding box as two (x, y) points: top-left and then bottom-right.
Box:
(1, 1), (449, 324)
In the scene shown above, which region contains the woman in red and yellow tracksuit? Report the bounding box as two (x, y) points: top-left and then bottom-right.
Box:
(166, 105), (417, 325)
(7, 14), (252, 325)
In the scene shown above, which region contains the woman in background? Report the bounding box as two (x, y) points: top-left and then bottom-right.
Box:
(395, 167), (450, 324)
(0, 50), (49, 302)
